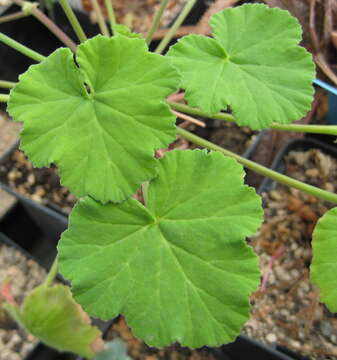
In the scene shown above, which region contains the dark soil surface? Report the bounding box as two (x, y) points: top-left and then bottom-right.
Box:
(184, 119), (257, 156)
(0, 242), (46, 360)
(244, 148), (337, 359)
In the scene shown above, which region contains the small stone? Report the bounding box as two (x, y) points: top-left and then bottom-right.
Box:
(266, 333), (277, 343)
(31, 194), (42, 203)
(27, 174), (35, 186)
(305, 168), (319, 177)
(289, 340), (301, 349)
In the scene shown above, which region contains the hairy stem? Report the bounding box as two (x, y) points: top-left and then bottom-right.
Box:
(0, 80), (16, 89)
(155, 0), (197, 54)
(0, 32), (46, 62)
(0, 11), (30, 24)
(31, 7), (77, 51)
(90, 0), (110, 37)
(104, 0), (116, 34)
(269, 123), (337, 136)
(59, 0), (87, 42)
(146, 0), (170, 45)
(177, 127), (337, 204)
(43, 257), (58, 287)
(0, 94), (9, 102)
(169, 101), (235, 122)
(169, 101), (337, 136)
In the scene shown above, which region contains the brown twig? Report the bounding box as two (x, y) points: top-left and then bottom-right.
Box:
(31, 7), (77, 51)
(323, 0), (333, 48)
(309, 0), (320, 53)
(173, 110), (206, 128)
(0, 10), (30, 24)
(315, 53), (337, 87)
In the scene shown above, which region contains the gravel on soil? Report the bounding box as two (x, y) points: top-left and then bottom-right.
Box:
(244, 148), (337, 359)
(0, 242), (46, 360)
(0, 149), (76, 215)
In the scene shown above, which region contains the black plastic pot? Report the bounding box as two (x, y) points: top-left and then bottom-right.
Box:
(306, 79), (337, 145)
(0, 143), (68, 267)
(259, 137), (337, 194)
(218, 335), (308, 360)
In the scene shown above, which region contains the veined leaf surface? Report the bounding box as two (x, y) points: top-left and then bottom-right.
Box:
(168, 4), (315, 130)
(58, 150), (263, 348)
(8, 35), (179, 202)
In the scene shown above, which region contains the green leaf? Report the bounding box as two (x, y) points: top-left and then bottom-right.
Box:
(114, 24), (143, 39)
(8, 35), (179, 203)
(58, 150), (263, 348)
(19, 284), (102, 358)
(311, 207), (337, 312)
(167, 4), (315, 130)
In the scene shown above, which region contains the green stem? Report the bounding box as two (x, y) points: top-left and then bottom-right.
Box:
(169, 101), (337, 136)
(269, 123), (337, 136)
(0, 32), (46, 62)
(169, 101), (235, 122)
(59, 0), (87, 43)
(43, 257), (58, 287)
(91, 0), (110, 37)
(145, 0), (170, 45)
(177, 127), (337, 204)
(0, 80), (16, 89)
(0, 11), (30, 24)
(104, 0), (116, 34)
(0, 94), (9, 102)
(155, 0), (197, 54)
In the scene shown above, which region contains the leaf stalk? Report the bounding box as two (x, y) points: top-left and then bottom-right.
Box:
(0, 32), (46, 62)
(0, 10), (30, 24)
(0, 94), (9, 103)
(169, 101), (337, 136)
(0, 80), (16, 89)
(43, 257), (58, 287)
(30, 6), (77, 51)
(104, 0), (117, 34)
(90, 0), (110, 37)
(177, 127), (337, 204)
(146, 0), (170, 45)
(155, 0), (197, 54)
(58, 0), (88, 43)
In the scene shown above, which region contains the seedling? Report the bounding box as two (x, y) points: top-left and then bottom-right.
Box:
(0, 0), (336, 357)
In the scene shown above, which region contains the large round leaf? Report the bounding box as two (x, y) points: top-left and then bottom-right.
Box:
(58, 150), (263, 348)
(8, 35), (179, 203)
(167, 4), (315, 130)
(311, 207), (337, 312)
